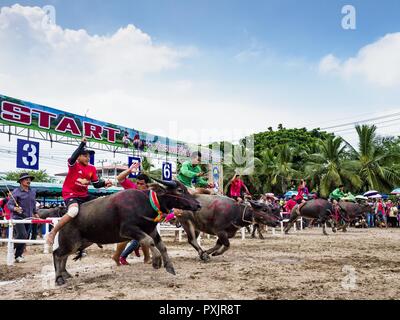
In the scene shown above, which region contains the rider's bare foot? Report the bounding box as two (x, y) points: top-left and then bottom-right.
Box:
(144, 258), (151, 264)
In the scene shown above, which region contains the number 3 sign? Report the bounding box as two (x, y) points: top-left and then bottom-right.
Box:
(17, 139), (40, 170)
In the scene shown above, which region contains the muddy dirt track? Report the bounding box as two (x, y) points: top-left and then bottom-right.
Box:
(1, 228), (400, 300)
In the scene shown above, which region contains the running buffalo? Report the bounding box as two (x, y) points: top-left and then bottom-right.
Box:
(336, 201), (371, 232)
(284, 199), (336, 235)
(52, 179), (200, 286)
(177, 195), (282, 261)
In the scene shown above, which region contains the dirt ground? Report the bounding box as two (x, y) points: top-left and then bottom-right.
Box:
(1, 227), (400, 300)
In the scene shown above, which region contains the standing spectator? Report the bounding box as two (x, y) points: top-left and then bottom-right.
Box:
(7, 173), (39, 263)
(375, 198), (387, 228)
(388, 201), (398, 227)
(366, 201), (375, 228)
(397, 200), (400, 227)
(0, 192), (12, 239)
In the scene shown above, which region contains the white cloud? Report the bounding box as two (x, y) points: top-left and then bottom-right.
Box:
(0, 4), (297, 146)
(319, 33), (400, 87)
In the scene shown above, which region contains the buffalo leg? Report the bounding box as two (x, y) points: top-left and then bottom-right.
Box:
(258, 224), (265, 239)
(180, 220), (209, 262)
(206, 239), (223, 255)
(251, 224), (258, 238)
(284, 212), (299, 234)
(149, 229), (175, 275)
(52, 229), (82, 286)
(120, 225), (162, 270)
(212, 232), (230, 256)
(60, 255), (72, 279)
(53, 252), (68, 286)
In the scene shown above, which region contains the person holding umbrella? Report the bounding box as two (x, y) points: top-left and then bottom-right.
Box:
(7, 173), (39, 263)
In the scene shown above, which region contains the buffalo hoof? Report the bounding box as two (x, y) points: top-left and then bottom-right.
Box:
(342, 228), (348, 233)
(332, 228), (337, 233)
(152, 256), (162, 270)
(166, 266), (176, 275)
(56, 276), (65, 286)
(200, 252), (210, 262)
(259, 235), (265, 240)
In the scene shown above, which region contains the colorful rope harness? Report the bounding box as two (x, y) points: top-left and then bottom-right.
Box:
(149, 190), (177, 223)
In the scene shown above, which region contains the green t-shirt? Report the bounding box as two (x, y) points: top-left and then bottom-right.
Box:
(177, 161), (208, 188)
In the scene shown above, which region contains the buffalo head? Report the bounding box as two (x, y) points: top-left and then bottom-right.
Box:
(248, 201), (281, 227)
(150, 178), (201, 212)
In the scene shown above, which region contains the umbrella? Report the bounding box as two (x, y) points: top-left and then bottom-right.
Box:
(368, 194), (382, 199)
(391, 188), (400, 195)
(364, 190), (379, 197)
(355, 195), (368, 201)
(284, 191), (298, 198)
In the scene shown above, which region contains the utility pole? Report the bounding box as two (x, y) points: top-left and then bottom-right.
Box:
(97, 159), (107, 178)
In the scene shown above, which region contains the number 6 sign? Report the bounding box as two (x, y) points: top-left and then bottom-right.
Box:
(162, 162), (172, 181)
(17, 139), (40, 170)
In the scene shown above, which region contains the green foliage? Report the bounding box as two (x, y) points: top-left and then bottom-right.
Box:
(4, 170), (54, 183)
(219, 126), (400, 196)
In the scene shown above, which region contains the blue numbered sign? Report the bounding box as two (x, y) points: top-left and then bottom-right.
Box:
(162, 162), (172, 181)
(128, 156), (141, 178)
(17, 139), (40, 170)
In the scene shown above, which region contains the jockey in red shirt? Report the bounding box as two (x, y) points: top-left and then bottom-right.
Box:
(47, 138), (113, 245)
(112, 163), (151, 266)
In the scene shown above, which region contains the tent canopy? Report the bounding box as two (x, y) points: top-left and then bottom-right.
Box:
(0, 181), (123, 197)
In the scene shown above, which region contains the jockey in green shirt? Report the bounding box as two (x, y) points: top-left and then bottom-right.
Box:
(329, 185), (346, 202)
(177, 151), (210, 189)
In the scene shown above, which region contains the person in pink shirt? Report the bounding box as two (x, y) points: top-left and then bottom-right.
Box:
(228, 174), (250, 203)
(295, 179), (309, 204)
(112, 163), (151, 265)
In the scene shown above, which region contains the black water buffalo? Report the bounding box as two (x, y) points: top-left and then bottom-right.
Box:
(284, 199), (336, 235)
(38, 206), (67, 219)
(251, 203), (281, 239)
(52, 180), (200, 286)
(177, 195), (281, 261)
(336, 201), (371, 232)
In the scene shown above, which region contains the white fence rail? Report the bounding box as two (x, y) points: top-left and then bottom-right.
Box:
(0, 218), (60, 266)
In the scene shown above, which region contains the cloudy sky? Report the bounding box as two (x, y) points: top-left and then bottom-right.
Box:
(1, 0), (400, 174)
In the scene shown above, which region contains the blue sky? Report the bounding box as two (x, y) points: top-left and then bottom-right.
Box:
(0, 0), (400, 163)
(2, 0), (400, 56)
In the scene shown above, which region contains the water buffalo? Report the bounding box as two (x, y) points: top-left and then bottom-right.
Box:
(335, 201), (371, 232)
(38, 206), (67, 219)
(177, 195), (281, 261)
(284, 199), (336, 235)
(251, 203), (281, 239)
(52, 180), (201, 286)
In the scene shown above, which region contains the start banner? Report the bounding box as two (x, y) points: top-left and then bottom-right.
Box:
(0, 94), (221, 163)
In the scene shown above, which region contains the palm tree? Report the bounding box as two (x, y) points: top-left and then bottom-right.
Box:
(304, 136), (361, 197)
(350, 125), (400, 192)
(260, 145), (299, 194)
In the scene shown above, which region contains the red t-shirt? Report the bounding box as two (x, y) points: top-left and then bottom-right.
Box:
(285, 199), (297, 213)
(0, 197), (11, 219)
(62, 160), (99, 200)
(230, 179), (245, 197)
(120, 178), (138, 190)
